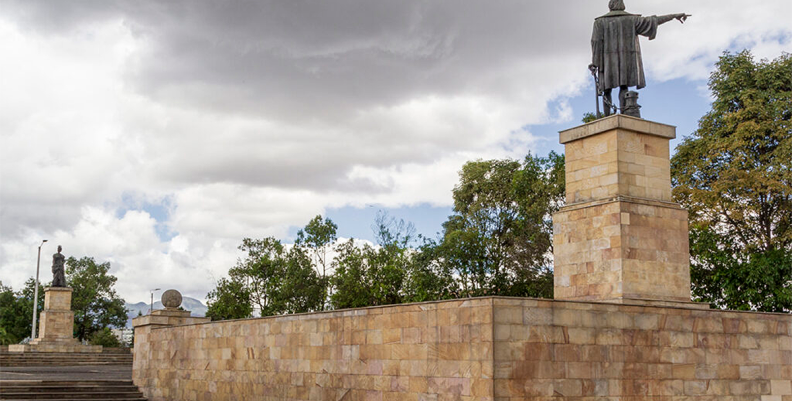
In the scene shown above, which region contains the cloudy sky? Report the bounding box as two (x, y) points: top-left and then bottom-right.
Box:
(1, 0), (790, 304)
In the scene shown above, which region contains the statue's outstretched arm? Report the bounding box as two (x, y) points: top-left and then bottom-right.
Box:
(658, 14), (690, 25)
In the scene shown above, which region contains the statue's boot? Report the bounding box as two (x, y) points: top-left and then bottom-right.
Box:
(603, 89), (614, 116)
(618, 86), (629, 114)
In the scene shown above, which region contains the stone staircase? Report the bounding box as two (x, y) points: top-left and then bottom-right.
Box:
(0, 380), (146, 400)
(0, 351), (132, 367)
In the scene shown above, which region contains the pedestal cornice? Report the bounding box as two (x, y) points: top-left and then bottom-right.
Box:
(559, 114), (676, 144)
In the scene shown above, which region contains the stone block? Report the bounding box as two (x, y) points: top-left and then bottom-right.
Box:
(554, 198), (692, 303)
(560, 116), (676, 204)
(553, 116), (704, 306)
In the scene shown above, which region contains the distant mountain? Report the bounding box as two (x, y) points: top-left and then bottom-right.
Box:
(124, 297), (208, 328)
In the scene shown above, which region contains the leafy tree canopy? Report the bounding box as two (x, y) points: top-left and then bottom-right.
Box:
(331, 213), (456, 309)
(205, 277), (253, 321)
(671, 51), (792, 312)
(440, 152), (564, 298)
(67, 257), (129, 341)
(0, 279), (44, 345)
(207, 225), (326, 320)
(89, 327), (122, 348)
(295, 215), (338, 310)
(206, 153), (565, 320)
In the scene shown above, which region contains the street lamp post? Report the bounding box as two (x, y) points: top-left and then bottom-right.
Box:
(31, 239), (48, 341)
(150, 288), (161, 315)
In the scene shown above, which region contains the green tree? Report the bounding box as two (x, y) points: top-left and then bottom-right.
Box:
(279, 246), (325, 314)
(207, 230), (326, 320)
(330, 239), (374, 309)
(229, 238), (289, 316)
(89, 327), (121, 347)
(0, 279), (44, 344)
(401, 238), (458, 303)
(671, 51), (792, 312)
(0, 282), (25, 344)
(206, 277), (253, 321)
(66, 257), (128, 341)
(440, 152), (564, 298)
(294, 215), (338, 310)
(0, 326), (11, 345)
(330, 213), (447, 309)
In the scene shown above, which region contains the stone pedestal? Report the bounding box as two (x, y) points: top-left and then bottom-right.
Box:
(33, 287), (74, 343)
(132, 308), (210, 331)
(132, 307), (210, 387)
(9, 287), (102, 353)
(553, 115), (704, 307)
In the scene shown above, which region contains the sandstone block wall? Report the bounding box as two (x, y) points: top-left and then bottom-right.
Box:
(553, 199), (690, 302)
(133, 297), (791, 401)
(493, 298), (791, 400)
(561, 120), (675, 205)
(134, 298), (495, 401)
(36, 287), (75, 342)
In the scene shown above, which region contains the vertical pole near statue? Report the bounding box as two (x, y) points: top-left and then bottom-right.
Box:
(31, 239), (47, 340)
(589, 64), (602, 118)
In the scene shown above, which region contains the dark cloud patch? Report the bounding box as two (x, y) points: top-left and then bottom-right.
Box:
(2, 0), (598, 121)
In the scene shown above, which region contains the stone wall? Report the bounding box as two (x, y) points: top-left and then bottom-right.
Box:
(133, 297), (791, 400)
(134, 298), (495, 401)
(493, 298), (791, 400)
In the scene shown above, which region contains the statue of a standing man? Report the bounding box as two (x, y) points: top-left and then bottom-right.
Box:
(590, 0), (688, 115)
(51, 245), (67, 287)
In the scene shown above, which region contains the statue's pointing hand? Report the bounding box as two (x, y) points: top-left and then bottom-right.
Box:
(676, 14), (691, 23)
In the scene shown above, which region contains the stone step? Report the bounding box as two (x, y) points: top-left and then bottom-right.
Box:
(0, 396), (148, 401)
(98, 348), (131, 355)
(1, 357), (132, 360)
(0, 359), (132, 367)
(0, 353), (132, 368)
(0, 357), (132, 360)
(1, 381), (134, 387)
(1, 362), (130, 366)
(1, 387), (140, 394)
(0, 393), (144, 399)
(0, 381), (145, 400)
(0, 349), (132, 356)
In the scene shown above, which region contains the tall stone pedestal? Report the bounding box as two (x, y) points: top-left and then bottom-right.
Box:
(132, 307), (210, 387)
(553, 115), (705, 307)
(9, 287), (102, 353)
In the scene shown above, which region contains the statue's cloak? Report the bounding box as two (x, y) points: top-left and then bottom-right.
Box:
(591, 12), (659, 91)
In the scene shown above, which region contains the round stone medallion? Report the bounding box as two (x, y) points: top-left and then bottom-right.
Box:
(161, 289), (183, 309)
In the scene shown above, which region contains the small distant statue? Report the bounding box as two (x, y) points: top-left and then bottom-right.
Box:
(51, 245), (67, 287)
(590, 0), (689, 116)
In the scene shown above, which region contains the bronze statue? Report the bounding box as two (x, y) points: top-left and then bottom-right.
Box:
(590, 0), (689, 116)
(51, 245), (67, 287)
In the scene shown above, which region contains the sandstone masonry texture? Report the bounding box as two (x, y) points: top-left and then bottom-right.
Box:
(554, 115), (694, 304)
(133, 297), (791, 400)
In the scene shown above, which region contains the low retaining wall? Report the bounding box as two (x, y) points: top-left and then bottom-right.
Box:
(133, 297), (791, 400)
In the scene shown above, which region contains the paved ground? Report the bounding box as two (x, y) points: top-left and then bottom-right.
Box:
(0, 365), (133, 381)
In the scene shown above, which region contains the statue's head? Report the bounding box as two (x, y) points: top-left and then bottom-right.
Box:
(609, 0), (626, 11)
(57, 245), (62, 252)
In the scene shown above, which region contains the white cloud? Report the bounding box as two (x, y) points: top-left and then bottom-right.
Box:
(1, 0), (790, 303)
